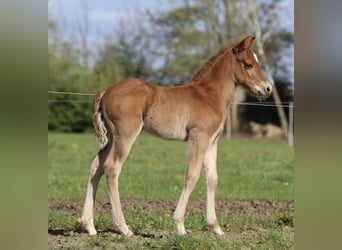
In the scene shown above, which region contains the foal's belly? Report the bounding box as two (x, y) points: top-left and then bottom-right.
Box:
(143, 113), (188, 141)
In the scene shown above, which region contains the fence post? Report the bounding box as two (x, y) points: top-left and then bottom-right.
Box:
(225, 105), (231, 139)
(288, 102), (294, 146)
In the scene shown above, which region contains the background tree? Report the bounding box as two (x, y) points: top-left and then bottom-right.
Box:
(48, 5), (151, 132)
(48, 41), (94, 132)
(239, 0), (294, 137)
(93, 34), (151, 89)
(48, 16), (94, 132)
(148, 0), (246, 86)
(148, 0), (293, 134)
(48, 0), (293, 134)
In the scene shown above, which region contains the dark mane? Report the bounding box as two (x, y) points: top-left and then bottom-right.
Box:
(188, 41), (238, 83)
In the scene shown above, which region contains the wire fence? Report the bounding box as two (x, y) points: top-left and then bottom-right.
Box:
(48, 91), (96, 96)
(48, 90), (294, 145)
(48, 91), (294, 108)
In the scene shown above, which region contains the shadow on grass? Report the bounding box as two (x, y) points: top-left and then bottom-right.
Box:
(48, 227), (162, 239)
(48, 226), (85, 236)
(48, 229), (69, 236)
(133, 231), (165, 239)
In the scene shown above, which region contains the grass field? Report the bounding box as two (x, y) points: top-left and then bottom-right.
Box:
(48, 132), (294, 249)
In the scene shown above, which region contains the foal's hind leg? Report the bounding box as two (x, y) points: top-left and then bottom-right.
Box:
(104, 120), (143, 236)
(173, 128), (209, 235)
(203, 143), (224, 235)
(81, 147), (109, 235)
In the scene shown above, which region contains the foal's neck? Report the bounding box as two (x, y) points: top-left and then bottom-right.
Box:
(193, 55), (235, 108)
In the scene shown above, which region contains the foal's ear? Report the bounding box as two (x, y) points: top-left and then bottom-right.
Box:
(232, 36), (256, 54)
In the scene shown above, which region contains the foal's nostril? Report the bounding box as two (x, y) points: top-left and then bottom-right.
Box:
(265, 85), (272, 94)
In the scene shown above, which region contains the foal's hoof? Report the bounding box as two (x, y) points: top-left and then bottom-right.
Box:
(87, 229), (98, 236)
(122, 229), (134, 237)
(81, 219), (97, 235)
(174, 223), (187, 235)
(116, 226), (134, 237)
(83, 225), (97, 236)
(210, 224), (225, 236)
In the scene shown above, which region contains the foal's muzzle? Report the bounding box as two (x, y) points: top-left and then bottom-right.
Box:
(254, 81), (273, 101)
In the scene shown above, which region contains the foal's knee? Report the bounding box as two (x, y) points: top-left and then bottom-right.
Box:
(207, 174), (218, 189)
(185, 173), (200, 188)
(104, 160), (125, 183)
(103, 159), (117, 178)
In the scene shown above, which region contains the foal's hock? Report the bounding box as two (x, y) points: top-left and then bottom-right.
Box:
(81, 36), (272, 236)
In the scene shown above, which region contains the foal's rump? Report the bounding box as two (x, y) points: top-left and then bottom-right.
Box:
(101, 78), (152, 119)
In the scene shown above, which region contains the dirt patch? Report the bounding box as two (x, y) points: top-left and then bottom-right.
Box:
(48, 199), (293, 249)
(49, 198), (293, 218)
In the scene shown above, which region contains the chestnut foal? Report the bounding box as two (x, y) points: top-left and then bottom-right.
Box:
(81, 36), (272, 236)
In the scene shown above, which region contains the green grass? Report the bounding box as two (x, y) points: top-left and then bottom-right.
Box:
(48, 208), (294, 249)
(48, 132), (293, 200)
(48, 132), (294, 249)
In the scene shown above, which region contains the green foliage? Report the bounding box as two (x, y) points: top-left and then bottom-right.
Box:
(48, 34), (150, 132)
(48, 43), (94, 132)
(48, 132), (293, 200)
(149, 1), (238, 85)
(93, 35), (150, 88)
(148, 0), (293, 85)
(258, 0), (294, 78)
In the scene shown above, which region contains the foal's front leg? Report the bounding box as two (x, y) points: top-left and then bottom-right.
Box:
(173, 129), (209, 235)
(203, 143), (224, 235)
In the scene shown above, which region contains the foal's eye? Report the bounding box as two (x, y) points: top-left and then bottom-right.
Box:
(244, 63), (253, 70)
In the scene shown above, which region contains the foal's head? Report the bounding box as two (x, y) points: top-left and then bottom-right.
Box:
(230, 36), (272, 100)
